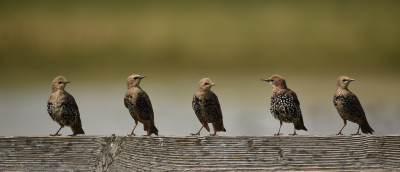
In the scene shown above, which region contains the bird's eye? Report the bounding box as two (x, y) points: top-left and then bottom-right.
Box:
(134, 77), (138, 79)
(58, 81), (62, 84)
(204, 83), (208, 85)
(270, 80), (274, 82)
(342, 79), (347, 82)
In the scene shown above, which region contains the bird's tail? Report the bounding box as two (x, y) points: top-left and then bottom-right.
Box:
(144, 122), (159, 136)
(214, 120), (226, 132)
(71, 122), (85, 135)
(360, 122), (374, 134)
(294, 116), (308, 131)
(203, 123), (211, 132)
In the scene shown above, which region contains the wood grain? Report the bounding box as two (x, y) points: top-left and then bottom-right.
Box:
(1, 135), (399, 171)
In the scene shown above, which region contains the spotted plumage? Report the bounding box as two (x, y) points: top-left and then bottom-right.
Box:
(47, 76), (85, 136)
(334, 76), (374, 135)
(191, 78), (226, 136)
(124, 74), (158, 136)
(261, 75), (307, 135)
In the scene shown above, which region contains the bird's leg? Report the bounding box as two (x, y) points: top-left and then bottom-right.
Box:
(289, 126), (297, 136)
(144, 121), (151, 136)
(351, 125), (361, 135)
(127, 123), (137, 136)
(209, 131), (217, 136)
(209, 123), (217, 136)
(191, 125), (204, 136)
(336, 120), (347, 135)
(275, 120), (283, 136)
(50, 126), (63, 136)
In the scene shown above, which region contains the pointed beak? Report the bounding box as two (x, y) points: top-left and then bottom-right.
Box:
(211, 83), (216, 86)
(65, 81), (71, 84)
(260, 79), (270, 82)
(139, 75), (147, 79)
(349, 78), (355, 82)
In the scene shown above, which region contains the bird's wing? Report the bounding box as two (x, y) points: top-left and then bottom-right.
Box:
(349, 92), (367, 120)
(143, 92), (155, 121)
(124, 94), (130, 109)
(64, 91), (80, 119)
(47, 96), (55, 121)
(192, 95), (207, 124)
(64, 92), (84, 134)
(288, 89), (300, 107)
(136, 91), (154, 121)
(211, 92), (223, 120)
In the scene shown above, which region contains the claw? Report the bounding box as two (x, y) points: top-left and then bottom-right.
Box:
(49, 134), (62, 136)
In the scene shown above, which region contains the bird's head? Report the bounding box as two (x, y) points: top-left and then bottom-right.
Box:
(52, 76), (70, 92)
(261, 75), (287, 88)
(127, 74), (146, 89)
(198, 78), (216, 92)
(337, 76), (355, 89)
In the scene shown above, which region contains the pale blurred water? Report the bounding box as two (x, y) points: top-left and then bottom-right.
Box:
(1, 76), (399, 136)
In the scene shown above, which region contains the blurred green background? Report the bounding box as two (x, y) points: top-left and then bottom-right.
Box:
(1, 1), (399, 136)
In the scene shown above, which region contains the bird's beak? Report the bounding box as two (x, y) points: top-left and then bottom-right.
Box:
(211, 83), (216, 86)
(349, 78), (355, 82)
(65, 81), (71, 84)
(260, 79), (269, 82)
(139, 75), (147, 79)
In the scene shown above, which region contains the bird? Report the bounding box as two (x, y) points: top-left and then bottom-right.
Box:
(333, 76), (374, 135)
(261, 75), (307, 136)
(47, 76), (85, 136)
(124, 74), (158, 136)
(191, 78), (226, 136)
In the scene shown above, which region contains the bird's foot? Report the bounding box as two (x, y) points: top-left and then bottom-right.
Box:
(127, 133), (136, 136)
(289, 133), (298, 136)
(190, 133), (200, 136)
(68, 134), (77, 136)
(142, 134), (151, 137)
(336, 133), (343, 135)
(50, 134), (61, 136)
(274, 133), (283, 136)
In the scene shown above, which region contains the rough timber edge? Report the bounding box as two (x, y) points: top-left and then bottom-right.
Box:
(0, 134), (393, 138)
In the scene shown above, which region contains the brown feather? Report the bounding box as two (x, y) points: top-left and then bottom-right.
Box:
(192, 78), (226, 134)
(334, 76), (374, 134)
(125, 74), (158, 136)
(47, 76), (85, 135)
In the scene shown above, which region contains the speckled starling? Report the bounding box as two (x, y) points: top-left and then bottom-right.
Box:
(124, 74), (158, 136)
(261, 75), (307, 136)
(47, 76), (85, 136)
(191, 78), (226, 136)
(333, 76), (374, 135)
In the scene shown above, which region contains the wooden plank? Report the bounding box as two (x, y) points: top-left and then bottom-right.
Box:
(1, 135), (400, 171)
(0, 136), (107, 171)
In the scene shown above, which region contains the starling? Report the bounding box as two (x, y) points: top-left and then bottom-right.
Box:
(191, 78), (226, 136)
(47, 76), (85, 136)
(333, 76), (374, 135)
(124, 74), (158, 136)
(261, 75), (307, 136)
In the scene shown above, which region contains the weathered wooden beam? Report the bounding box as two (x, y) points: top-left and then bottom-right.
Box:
(1, 135), (400, 171)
